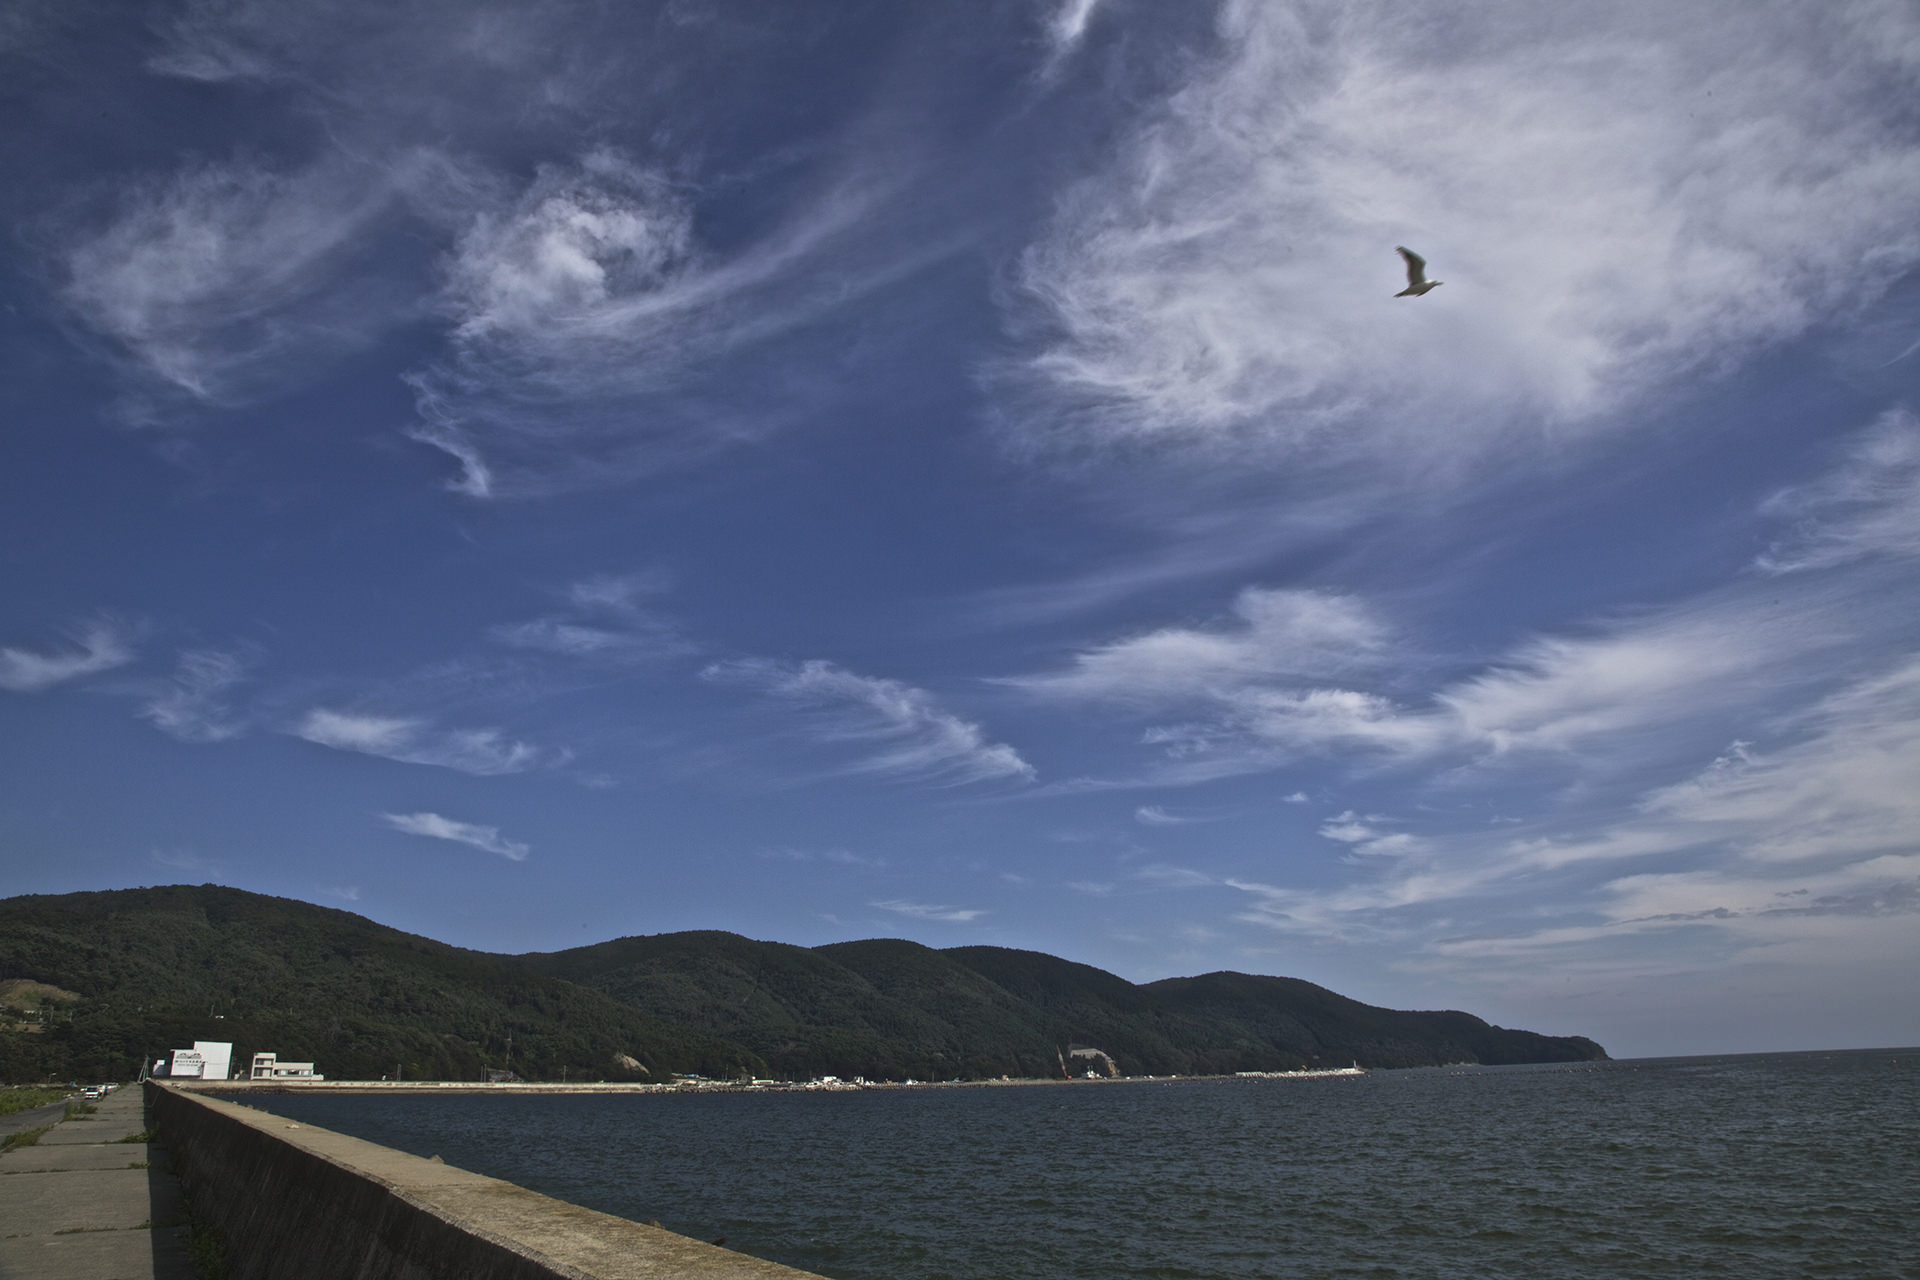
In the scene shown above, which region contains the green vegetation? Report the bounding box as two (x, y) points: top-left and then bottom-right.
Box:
(2, 1124), (51, 1151)
(0, 885), (1605, 1085)
(0, 885), (761, 1084)
(64, 1098), (98, 1119)
(0, 1085), (68, 1117)
(119, 1128), (158, 1144)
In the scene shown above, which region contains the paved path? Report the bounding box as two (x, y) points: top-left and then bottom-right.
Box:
(0, 1089), (192, 1280)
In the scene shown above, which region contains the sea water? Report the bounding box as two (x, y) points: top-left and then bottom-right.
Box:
(240, 1048), (1916, 1279)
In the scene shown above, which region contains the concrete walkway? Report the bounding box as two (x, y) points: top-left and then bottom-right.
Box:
(0, 1089), (192, 1280)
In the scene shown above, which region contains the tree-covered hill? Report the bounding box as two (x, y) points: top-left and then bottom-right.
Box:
(524, 933), (1607, 1077)
(0, 885), (1604, 1083)
(0, 885), (759, 1083)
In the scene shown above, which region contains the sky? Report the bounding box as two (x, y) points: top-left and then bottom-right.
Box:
(3, 0), (1918, 1060)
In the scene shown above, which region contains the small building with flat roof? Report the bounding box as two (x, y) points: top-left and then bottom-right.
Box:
(250, 1052), (323, 1081)
(158, 1040), (233, 1080)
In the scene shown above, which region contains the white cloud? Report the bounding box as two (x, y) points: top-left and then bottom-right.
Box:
(759, 846), (883, 868)
(0, 621), (134, 693)
(1042, 0), (1104, 66)
(703, 658), (1035, 786)
(294, 708), (543, 775)
(1001, 1), (1920, 474)
(870, 899), (985, 923)
(61, 156), (401, 404)
(1757, 408), (1920, 574)
(1227, 651), (1920, 968)
(486, 572), (694, 662)
(151, 847), (221, 874)
(566, 571), (674, 616)
(1135, 804), (1194, 825)
(141, 648), (252, 742)
(1009, 588), (1390, 704)
(407, 149), (900, 495)
(443, 153), (694, 343)
(383, 811), (530, 861)
(1318, 811), (1426, 859)
(1133, 863), (1218, 889)
(1435, 620), (1767, 755)
(1628, 659), (1920, 868)
(1016, 574), (1858, 783)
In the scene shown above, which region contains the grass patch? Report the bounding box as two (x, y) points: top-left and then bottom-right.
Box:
(181, 1195), (229, 1280)
(1, 1125), (51, 1152)
(63, 1099), (98, 1120)
(128, 1160), (150, 1169)
(118, 1129), (158, 1144)
(0, 1087), (68, 1119)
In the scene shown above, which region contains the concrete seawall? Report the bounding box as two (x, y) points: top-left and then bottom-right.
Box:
(144, 1083), (826, 1280)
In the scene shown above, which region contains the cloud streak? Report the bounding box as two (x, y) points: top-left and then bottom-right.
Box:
(60, 155), (406, 405)
(704, 658), (1035, 786)
(0, 621), (135, 693)
(407, 148), (908, 495)
(383, 811), (530, 860)
(1757, 407), (1920, 574)
(141, 648), (253, 742)
(294, 708), (544, 775)
(870, 899), (984, 923)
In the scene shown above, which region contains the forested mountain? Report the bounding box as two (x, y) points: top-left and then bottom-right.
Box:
(0, 885), (1604, 1083)
(0, 885), (758, 1083)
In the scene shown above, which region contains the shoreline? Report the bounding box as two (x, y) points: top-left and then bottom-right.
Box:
(184, 1066), (1369, 1097)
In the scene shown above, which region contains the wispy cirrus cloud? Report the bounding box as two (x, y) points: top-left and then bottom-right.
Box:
(760, 846), (885, 868)
(141, 647), (254, 742)
(486, 570), (695, 663)
(294, 708), (545, 775)
(1000, 1), (1920, 478)
(151, 847), (222, 875)
(1008, 588), (1389, 705)
(407, 147), (909, 496)
(382, 811), (530, 860)
(1226, 650), (1920, 960)
(1015, 558), (1874, 786)
(1135, 805), (1200, 826)
(870, 898), (984, 923)
(0, 620), (135, 693)
(703, 658), (1035, 786)
(59, 155), (407, 406)
(1757, 407), (1920, 574)
(1318, 811), (1426, 860)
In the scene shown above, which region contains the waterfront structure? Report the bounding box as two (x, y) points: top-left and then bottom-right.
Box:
(250, 1052), (324, 1081)
(158, 1040), (233, 1080)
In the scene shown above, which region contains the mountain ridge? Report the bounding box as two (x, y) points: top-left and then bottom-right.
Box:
(0, 885), (1605, 1082)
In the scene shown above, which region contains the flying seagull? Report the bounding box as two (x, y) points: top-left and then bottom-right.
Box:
(1395, 246), (1441, 297)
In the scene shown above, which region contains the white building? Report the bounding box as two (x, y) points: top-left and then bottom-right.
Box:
(250, 1052), (323, 1081)
(159, 1040), (233, 1080)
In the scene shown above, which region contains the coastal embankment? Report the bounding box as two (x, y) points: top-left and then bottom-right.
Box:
(145, 1082), (824, 1279)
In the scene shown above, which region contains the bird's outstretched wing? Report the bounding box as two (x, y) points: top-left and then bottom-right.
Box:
(1396, 246), (1428, 288)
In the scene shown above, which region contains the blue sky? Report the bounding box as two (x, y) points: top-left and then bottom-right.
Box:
(4, 0), (1918, 1058)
